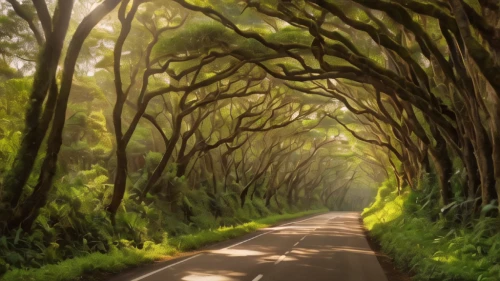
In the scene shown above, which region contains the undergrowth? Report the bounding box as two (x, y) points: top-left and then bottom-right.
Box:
(0, 158), (327, 280)
(1, 209), (326, 281)
(363, 177), (500, 281)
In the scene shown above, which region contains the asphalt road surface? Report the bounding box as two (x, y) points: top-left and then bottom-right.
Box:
(109, 212), (388, 281)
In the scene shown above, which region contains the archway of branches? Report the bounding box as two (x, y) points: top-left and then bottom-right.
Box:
(0, 0), (499, 274)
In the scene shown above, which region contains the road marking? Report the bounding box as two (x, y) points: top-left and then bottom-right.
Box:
(223, 215), (323, 250)
(131, 254), (201, 281)
(252, 274), (264, 281)
(131, 213), (330, 280)
(280, 215), (324, 226)
(275, 255), (286, 265)
(294, 242), (299, 246)
(300, 236), (306, 241)
(222, 230), (276, 250)
(285, 251), (290, 254)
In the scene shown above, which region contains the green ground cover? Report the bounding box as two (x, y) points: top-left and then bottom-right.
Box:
(2, 209), (326, 281)
(363, 179), (500, 281)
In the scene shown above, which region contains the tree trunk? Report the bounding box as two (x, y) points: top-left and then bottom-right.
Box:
(287, 183), (295, 206)
(139, 115), (182, 200)
(1, 0), (75, 209)
(485, 89), (500, 203)
(265, 189), (273, 207)
(106, 147), (128, 221)
(8, 134), (60, 231)
(460, 140), (478, 199)
(3, 0), (120, 231)
(106, 0), (141, 216)
(240, 182), (252, 207)
(468, 101), (497, 205)
(429, 147), (453, 205)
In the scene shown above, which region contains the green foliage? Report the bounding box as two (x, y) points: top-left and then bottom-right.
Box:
(0, 78), (31, 172)
(1, 210), (325, 281)
(0, 1), (392, 279)
(0, 60), (18, 79)
(0, 151), (326, 277)
(363, 179), (500, 281)
(154, 22), (235, 55)
(265, 26), (312, 45)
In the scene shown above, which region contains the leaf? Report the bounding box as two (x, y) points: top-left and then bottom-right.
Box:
(0, 236), (7, 249)
(480, 202), (499, 217)
(97, 242), (106, 251)
(14, 228), (22, 245)
(440, 201), (456, 213)
(5, 252), (25, 265)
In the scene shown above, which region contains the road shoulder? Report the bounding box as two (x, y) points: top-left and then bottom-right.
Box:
(361, 218), (412, 281)
(101, 212), (327, 281)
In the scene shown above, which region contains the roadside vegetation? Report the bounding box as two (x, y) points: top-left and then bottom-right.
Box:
(0, 1), (376, 279)
(2, 209), (325, 281)
(1, 0), (499, 280)
(364, 177), (500, 281)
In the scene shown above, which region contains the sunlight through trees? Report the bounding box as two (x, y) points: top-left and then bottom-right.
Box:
(0, 0), (499, 280)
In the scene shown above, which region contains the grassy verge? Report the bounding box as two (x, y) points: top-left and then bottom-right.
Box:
(362, 180), (500, 281)
(2, 209), (326, 281)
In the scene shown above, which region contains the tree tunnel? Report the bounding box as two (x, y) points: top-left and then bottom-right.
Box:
(0, 0), (499, 278)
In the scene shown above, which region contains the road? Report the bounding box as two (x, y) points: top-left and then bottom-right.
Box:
(109, 212), (388, 281)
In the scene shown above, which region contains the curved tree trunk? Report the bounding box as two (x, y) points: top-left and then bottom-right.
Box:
(1, 0), (74, 211)
(5, 0), (121, 231)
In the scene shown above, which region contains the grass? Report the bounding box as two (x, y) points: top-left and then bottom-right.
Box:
(362, 179), (500, 281)
(171, 211), (325, 251)
(2, 209), (326, 281)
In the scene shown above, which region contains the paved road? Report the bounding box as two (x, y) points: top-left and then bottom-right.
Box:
(109, 212), (388, 281)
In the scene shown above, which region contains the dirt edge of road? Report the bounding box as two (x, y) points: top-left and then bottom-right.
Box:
(360, 218), (412, 281)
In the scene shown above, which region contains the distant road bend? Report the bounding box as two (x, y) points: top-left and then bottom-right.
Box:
(109, 212), (388, 281)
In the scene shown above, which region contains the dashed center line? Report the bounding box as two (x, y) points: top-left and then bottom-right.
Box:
(126, 213), (333, 281)
(252, 274), (264, 281)
(222, 214), (321, 250)
(275, 255), (286, 265)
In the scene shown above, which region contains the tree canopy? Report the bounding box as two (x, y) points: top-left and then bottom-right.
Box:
(0, 0), (499, 279)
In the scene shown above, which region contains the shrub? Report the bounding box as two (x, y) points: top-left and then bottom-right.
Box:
(363, 178), (500, 281)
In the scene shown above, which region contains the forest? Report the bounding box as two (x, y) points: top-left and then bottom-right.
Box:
(0, 0), (499, 280)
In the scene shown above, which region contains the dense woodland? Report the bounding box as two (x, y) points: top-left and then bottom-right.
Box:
(0, 0), (499, 280)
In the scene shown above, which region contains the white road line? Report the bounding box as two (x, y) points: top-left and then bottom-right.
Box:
(285, 251), (290, 255)
(275, 255), (286, 265)
(293, 242), (299, 246)
(131, 254), (201, 281)
(222, 230), (276, 250)
(252, 274), (264, 281)
(223, 214), (323, 250)
(131, 213), (330, 280)
(300, 236), (306, 241)
(280, 215), (324, 226)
